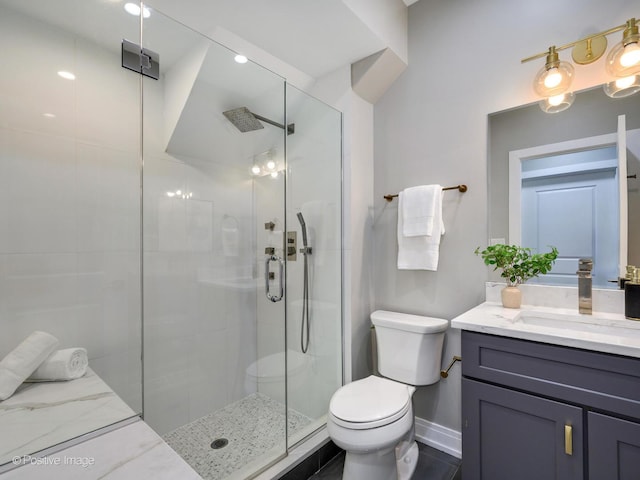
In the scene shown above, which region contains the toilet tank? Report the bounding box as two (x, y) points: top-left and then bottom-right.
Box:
(371, 310), (448, 386)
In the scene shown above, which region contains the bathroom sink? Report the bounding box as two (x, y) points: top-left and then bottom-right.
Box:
(451, 301), (640, 358)
(513, 311), (640, 339)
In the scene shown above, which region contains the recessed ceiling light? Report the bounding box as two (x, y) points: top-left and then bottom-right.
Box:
(234, 55), (248, 64)
(57, 71), (76, 80)
(42, 113), (56, 118)
(124, 3), (151, 18)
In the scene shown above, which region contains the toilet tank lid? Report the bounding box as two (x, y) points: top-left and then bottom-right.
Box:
(371, 310), (448, 333)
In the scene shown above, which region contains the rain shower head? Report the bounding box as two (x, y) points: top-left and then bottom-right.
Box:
(223, 107), (264, 133)
(223, 107), (295, 135)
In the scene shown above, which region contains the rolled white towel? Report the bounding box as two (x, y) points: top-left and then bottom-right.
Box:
(0, 331), (59, 401)
(26, 348), (88, 382)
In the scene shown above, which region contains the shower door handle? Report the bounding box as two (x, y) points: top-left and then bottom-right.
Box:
(265, 255), (284, 302)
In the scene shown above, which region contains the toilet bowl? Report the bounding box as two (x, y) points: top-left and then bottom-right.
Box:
(244, 350), (308, 404)
(327, 375), (418, 480)
(327, 310), (448, 480)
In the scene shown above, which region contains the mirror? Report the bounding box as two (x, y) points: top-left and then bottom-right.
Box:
(488, 86), (640, 288)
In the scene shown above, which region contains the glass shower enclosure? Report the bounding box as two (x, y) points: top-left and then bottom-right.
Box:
(0, 1), (342, 479)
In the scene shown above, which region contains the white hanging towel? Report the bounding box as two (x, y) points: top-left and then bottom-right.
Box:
(397, 187), (445, 271)
(401, 185), (442, 237)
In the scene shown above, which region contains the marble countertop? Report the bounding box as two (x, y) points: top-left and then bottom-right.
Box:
(0, 368), (137, 466)
(1, 420), (201, 480)
(451, 301), (640, 358)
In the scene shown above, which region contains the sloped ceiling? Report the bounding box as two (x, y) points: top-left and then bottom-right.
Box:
(145, 0), (399, 79)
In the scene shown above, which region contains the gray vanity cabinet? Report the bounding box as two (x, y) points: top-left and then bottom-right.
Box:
(588, 412), (640, 479)
(461, 331), (640, 480)
(462, 378), (583, 480)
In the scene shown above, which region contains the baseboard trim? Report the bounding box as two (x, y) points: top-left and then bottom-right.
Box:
(414, 417), (462, 459)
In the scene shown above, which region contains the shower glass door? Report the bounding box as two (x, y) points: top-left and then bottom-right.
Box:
(285, 85), (343, 444)
(141, 7), (287, 479)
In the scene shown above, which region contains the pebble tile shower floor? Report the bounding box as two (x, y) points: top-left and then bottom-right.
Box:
(164, 393), (313, 480)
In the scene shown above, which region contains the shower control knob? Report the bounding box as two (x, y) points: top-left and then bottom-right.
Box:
(287, 247), (296, 256)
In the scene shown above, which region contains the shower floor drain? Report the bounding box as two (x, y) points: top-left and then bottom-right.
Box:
(210, 438), (229, 450)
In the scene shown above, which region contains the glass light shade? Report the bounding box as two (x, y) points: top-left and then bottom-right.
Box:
(539, 91), (575, 114)
(606, 40), (640, 77)
(603, 75), (640, 98)
(533, 61), (574, 96)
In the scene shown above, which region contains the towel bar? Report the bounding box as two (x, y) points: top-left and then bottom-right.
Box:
(384, 184), (467, 202)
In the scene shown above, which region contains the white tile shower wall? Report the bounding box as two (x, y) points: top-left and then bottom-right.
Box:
(0, 4), (143, 413)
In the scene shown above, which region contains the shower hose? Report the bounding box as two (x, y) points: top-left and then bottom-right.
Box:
(301, 250), (310, 353)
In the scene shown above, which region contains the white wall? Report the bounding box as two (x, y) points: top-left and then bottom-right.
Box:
(374, 0), (638, 432)
(0, 5), (142, 410)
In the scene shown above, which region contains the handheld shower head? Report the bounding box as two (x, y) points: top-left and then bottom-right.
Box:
(296, 212), (308, 247)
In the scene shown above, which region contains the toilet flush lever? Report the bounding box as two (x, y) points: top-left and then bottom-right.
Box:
(440, 356), (462, 378)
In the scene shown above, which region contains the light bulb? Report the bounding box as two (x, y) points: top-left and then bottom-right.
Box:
(621, 42), (640, 67)
(251, 165), (261, 175)
(176, 190), (182, 196)
(548, 93), (565, 106)
(166, 192), (175, 198)
(616, 75), (636, 89)
(539, 91), (575, 113)
(266, 160), (276, 170)
(604, 75), (640, 98)
(543, 68), (562, 88)
(270, 171), (278, 178)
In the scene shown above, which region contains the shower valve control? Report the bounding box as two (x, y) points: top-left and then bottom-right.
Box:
(286, 232), (297, 261)
(265, 247), (275, 255)
(264, 222), (275, 231)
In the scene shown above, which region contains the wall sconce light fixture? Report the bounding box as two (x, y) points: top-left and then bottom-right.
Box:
(523, 17), (640, 112)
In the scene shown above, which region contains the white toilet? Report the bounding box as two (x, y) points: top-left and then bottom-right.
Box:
(327, 310), (448, 480)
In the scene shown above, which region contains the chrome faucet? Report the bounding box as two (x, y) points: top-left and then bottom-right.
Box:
(577, 258), (593, 315)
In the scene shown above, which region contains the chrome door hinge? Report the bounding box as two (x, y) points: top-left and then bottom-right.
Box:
(121, 39), (159, 80)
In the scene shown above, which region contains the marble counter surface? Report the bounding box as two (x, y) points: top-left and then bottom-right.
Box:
(0, 368), (136, 466)
(1, 420), (201, 480)
(451, 301), (640, 358)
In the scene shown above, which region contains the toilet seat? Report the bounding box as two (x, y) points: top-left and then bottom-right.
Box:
(329, 376), (414, 430)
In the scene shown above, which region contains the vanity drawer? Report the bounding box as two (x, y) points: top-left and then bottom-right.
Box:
(461, 331), (640, 419)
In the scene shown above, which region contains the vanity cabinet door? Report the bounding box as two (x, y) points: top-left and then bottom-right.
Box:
(588, 411), (640, 479)
(462, 378), (583, 480)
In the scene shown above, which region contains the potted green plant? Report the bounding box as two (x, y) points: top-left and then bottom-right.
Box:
(475, 244), (559, 308)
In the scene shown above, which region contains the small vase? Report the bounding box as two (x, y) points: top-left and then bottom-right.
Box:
(501, 286), (522, 309)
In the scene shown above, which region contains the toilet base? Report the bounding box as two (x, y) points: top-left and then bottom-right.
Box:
(341, 440), (418, 480)
(396, 440), (419, 480)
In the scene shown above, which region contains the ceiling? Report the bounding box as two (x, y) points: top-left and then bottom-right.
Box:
(145, 0), (410, 79)
(1, 0), (416, 83)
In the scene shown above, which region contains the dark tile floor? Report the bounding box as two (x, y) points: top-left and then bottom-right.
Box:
(308, 442), (462, 480)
